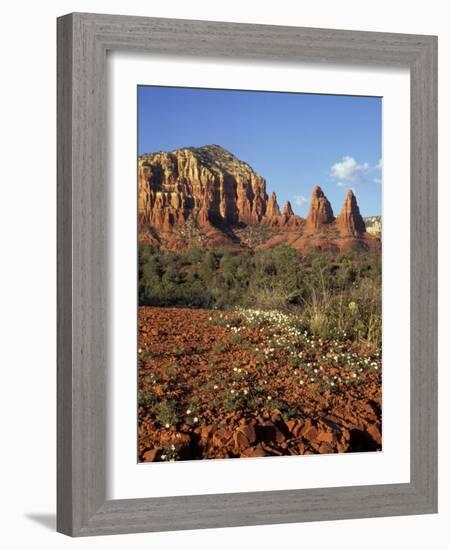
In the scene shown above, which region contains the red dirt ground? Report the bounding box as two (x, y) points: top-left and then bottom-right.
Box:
(138, 306), (382, 462)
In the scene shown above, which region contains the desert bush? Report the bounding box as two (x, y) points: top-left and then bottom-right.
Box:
(138, 389), (158, 408)
(162, 363), (179, 377)
(154, 400), (179, 428)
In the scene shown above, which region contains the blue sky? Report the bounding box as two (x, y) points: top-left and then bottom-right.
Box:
(138, 86), (382, 216)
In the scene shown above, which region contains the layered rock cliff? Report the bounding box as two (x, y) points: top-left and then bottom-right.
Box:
(139, 145), (288, 231)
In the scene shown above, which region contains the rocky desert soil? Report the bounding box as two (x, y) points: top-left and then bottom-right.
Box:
(138, 306), (382, 462)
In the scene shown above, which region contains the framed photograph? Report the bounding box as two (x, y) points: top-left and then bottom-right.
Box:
(57, 12), (437, 536)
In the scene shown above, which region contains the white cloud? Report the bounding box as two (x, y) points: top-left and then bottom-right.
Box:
(331, 156), (369, 183)
(331, 156), (381, 187)
(293, 195), (308, 208)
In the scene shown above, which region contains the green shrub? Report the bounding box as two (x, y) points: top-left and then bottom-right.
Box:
(154, 400), (179, 427)
(138, 389), (158, 408)
(138, 244), (381, 347)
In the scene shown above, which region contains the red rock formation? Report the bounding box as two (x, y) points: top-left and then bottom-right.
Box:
(138, 145), (270, 231)
(266, 192), (281, 218)
(278, 200), (303, 228)
(337, 189), (366, 236)
(283, 200), (294, 217)
(138, 145), (378, 254)
(304, 186), (335, 232)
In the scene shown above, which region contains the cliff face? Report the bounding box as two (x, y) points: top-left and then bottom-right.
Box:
(138, 145), (379, 253)
(138, 145), (290, 231)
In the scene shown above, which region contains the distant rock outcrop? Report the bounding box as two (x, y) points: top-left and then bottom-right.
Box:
(265, 192), (281, 219)
(364, 216), (382, 236)
(138, 145), (379, 253)
(283, 201), (294, 217)
(304, 186), (335, 232)
(337, 190), (366, 236)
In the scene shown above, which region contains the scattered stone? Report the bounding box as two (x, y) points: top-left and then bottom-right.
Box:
(317, 430), (338, 444)
(138, 306), (382, 461)
(301, 424), (319, 443)
(261, 444), (283, 456)
(241, 445), (269, 458)
(200, 425), (215, 443)
(286, 420), (297, 434)
(212, 428), (233, 448)
(270, 408), (283, 423)
(142, 449), (159, 462)
(317, 442), (334, 454)
(240, 424), (257, 444)
(337, 441), (350, 453)
(233, 424), (257, 451)
(366, 423), (382, 445)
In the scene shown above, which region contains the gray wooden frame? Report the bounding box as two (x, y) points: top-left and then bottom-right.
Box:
(57, 12), (438, 537)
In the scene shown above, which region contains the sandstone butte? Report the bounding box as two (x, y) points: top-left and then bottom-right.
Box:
(138, 144), (380, 253)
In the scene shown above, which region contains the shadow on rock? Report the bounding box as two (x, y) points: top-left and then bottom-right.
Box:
(348, 428), (380, 452)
